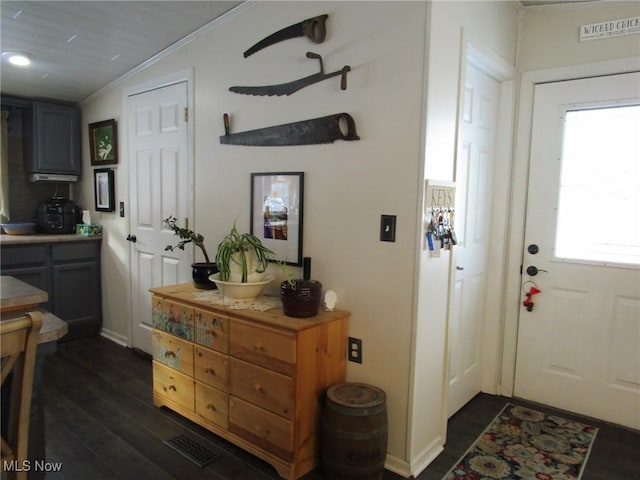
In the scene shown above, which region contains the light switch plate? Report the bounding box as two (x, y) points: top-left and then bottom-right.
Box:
(380, 215), (396, 242)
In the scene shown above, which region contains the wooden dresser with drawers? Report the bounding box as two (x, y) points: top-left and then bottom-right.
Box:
(149, 283), (349, 480)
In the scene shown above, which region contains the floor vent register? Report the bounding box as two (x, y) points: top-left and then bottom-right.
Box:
(163, 434), (221, 468)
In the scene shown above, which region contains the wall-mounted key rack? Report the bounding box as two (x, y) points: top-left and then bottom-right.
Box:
(424, 180), (456, 257)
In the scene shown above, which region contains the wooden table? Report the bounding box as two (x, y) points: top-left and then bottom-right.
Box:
(0, 275), (48, 311)
(1, 275), (68, 479)
(1, 276), (68, 343)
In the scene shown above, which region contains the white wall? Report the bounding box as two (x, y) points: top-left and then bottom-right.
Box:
(519, 1), (640, 72)
(79, 0), (426, 468)
(407, 1), (519, 475)
(77, 1), (521, 476)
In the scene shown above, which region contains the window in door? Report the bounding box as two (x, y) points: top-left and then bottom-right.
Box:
(555, 104), (640, 266)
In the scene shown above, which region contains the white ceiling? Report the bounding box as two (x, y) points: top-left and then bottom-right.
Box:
(1, 1), (242, 104)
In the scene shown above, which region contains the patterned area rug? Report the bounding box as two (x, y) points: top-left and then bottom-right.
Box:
(443, 403), (598, 479)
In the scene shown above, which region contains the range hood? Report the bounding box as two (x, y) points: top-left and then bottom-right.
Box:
(28, 173), (79, 183)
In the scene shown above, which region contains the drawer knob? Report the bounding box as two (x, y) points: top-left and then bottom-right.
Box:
(205, 368), (216, 376)
(207, 404), (216, 411)
(163, 384), (177, 392)
(253, 383), (264, 393)
(252, 344), (265, 352)
(165, 350), (176, 358)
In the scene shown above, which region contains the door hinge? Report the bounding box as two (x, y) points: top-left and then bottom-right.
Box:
(184, 107), (188, 122)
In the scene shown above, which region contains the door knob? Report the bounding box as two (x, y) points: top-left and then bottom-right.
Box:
(126, 234), (137, 243)
(526, 265), (548, 276)
(456, 266), (464, 271)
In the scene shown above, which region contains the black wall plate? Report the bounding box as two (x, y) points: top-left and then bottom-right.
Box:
(380, 215), (396, 242)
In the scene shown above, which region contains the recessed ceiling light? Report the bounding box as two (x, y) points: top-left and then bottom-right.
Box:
(2, 51), (33, 67)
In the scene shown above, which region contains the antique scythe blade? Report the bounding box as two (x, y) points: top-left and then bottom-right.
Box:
(243, 14), (328, 58)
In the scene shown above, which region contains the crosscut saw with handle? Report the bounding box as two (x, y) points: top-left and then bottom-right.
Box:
(219, 113), (360, 146)
(230, 52), (350, 97)
(243, 14), (328, 58)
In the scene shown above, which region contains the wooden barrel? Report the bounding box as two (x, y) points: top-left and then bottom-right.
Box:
(321, 383), (388, 480)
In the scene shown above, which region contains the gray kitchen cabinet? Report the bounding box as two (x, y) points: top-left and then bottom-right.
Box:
(1, 240), (101, 340)
(51, 242), (102, 339)
(23, 101), (81, 176)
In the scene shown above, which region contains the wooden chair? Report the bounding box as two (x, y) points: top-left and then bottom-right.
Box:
(1, 311), (43, 480)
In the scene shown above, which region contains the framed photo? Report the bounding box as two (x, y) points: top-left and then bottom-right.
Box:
(251, 172), (304, 266)
(94, 168), (115, 212)
(89, 119), (118, 165)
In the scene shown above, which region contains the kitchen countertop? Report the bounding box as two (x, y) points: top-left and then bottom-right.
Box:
(0, 233), (102, 245)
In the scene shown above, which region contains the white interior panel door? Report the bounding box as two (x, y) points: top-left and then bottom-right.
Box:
(128, 81), (191, 354)
(515, 72), (640, 429)
(447, 63), (500, 417)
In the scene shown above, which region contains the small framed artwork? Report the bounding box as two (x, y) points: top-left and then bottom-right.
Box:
(89, 119), (118, 166)
(94, 168), (115, 212)
(251, 172), (304, 266)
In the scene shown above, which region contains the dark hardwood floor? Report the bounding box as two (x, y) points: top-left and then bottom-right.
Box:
(42, 336), (640, 480)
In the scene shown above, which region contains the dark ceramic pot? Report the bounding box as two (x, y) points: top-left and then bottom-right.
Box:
(280, 279), (323, 318)
(192, 262), (218, 290)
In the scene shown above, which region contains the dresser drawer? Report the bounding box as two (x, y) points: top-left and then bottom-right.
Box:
(194, 308), (229, 353)
(152, 296), (194, 340)
(195, 382), (228, 428)
(152, 330), (194, 375)
(153, 362), (194, 411)
(229, 396), (293, 461)
(194, 346), (228, 391)
(230, 320), (296, 376)
(229, 358), (294, 419)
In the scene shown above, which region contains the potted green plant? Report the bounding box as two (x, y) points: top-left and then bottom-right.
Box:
(164, 216), (218, 290)
(280, 257), (323, 318)
(210, 222), (276, 300)
(214, 222), (275, 282)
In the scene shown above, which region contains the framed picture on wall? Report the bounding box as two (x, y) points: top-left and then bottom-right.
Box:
(251, 172), (304, 266)
(89, 119), (118, 166)
(94, 168), (115, 212)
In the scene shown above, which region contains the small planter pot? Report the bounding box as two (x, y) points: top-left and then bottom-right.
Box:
(280, 279), (323, 318)
(192, 262), (218, 290)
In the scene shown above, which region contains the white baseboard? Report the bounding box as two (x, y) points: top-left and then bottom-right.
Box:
(388, 435), (444, 478)
(384, 454), (412, 478)
(100, 328), (129, 347)
(409, 442), (444, 478)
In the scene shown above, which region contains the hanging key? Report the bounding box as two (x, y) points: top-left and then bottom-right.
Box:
(449, 227), (457, 245)
(426, 230), (435, 251)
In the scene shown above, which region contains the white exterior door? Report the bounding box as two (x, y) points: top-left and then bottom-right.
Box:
(447, 63), (501, 417)
(515, 72), (640, 429)
(128, 81), (192, 354)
